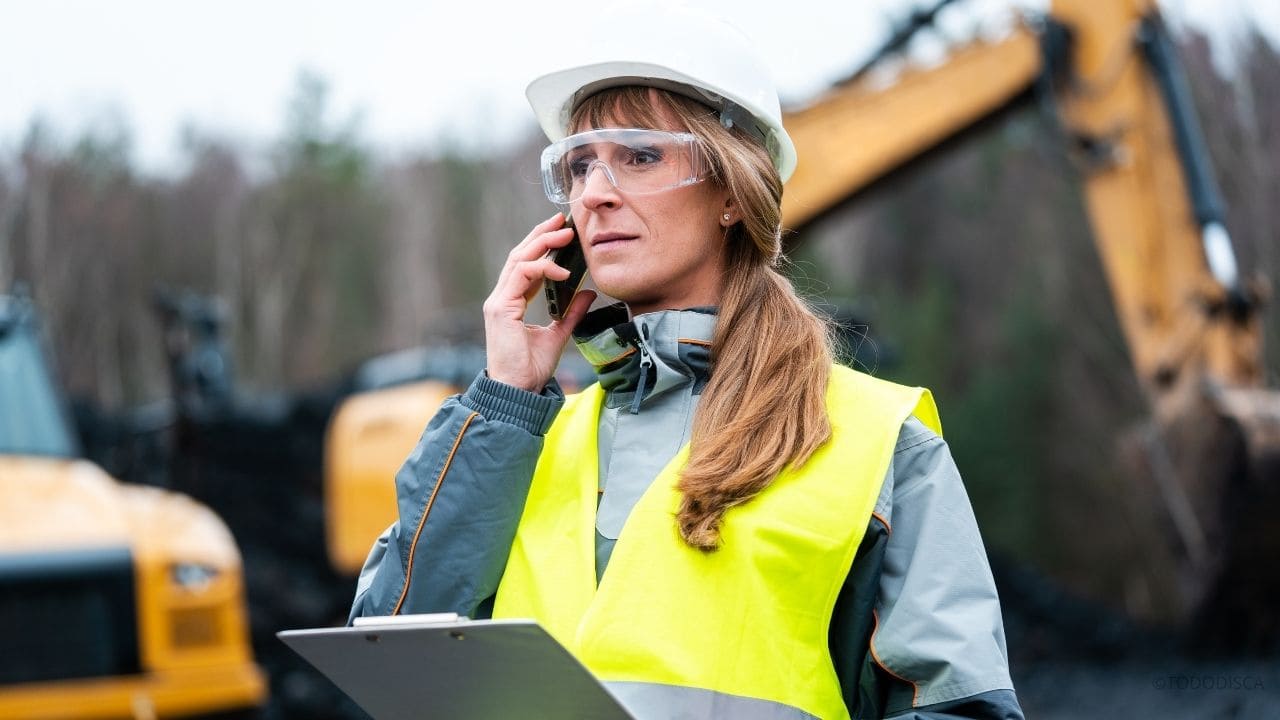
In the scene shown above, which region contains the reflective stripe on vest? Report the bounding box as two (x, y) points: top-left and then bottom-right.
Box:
(606, 681), (821, 719)
(494, 364), (940, 720)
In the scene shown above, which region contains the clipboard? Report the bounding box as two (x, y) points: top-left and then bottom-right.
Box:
(278, 614), (635, 719)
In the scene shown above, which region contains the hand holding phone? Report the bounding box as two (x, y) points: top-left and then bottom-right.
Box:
(483, 213), (592, 393)
(543, 214), (589, 320)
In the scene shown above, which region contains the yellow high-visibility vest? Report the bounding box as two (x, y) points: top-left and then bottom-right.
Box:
(494, 364), (940, 720)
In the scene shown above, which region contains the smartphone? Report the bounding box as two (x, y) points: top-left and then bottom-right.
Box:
(544, 214), (589, 320)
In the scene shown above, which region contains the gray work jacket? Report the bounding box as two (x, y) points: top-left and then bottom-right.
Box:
(350, 305), (1024, 720)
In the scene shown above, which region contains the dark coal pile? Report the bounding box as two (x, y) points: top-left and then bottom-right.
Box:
(1014, 658), (1279, 720)
(995, 557), (1280, 719)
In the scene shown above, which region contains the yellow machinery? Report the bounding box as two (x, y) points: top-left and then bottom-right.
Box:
(325, 0), (1279, 628)
(325, 380), (458, 574)
(785, 0), (1268, 404)
(0, 293), (265, 719)
(783, 0), (1279, 625)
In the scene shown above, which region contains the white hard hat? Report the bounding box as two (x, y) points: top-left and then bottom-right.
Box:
(525, 2), (797, 183)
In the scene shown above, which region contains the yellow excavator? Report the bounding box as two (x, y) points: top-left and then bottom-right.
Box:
(783, 0), (1280, 631)
(325, 0), (1279, 633)
(0, 290), (265, 719)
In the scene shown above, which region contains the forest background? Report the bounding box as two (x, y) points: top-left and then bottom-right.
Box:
(2, 26), (1278, 625)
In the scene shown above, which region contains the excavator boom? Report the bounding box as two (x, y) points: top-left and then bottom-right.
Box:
(781, 0), (1279, 634)
(783, 26), (1044, 228)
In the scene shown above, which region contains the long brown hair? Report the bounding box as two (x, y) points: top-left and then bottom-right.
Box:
(572, 87), (833, 551)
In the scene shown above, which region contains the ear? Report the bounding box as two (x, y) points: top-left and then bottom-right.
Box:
(719, 197), (738, 227)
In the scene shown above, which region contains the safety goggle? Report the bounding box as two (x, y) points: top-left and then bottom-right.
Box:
(540, 128), (709, 206)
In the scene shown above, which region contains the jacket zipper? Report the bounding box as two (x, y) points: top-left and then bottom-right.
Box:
(630, 321), (653, 415)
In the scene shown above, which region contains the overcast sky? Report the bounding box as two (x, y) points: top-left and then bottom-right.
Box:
(3, 0), (1277, 173)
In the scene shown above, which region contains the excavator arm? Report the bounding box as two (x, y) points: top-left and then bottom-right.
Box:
(784, 0), (1264, 399)
(781, 0), (1279, 634)
(783, 25), (1045, 228)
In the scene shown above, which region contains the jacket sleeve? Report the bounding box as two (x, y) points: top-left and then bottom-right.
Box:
(348, 372), (562, 622)
(832, 418), (1024, 719)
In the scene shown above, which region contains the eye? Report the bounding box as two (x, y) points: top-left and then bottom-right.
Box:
(627, 146), (665, 167)
(567, 153), (595, 179)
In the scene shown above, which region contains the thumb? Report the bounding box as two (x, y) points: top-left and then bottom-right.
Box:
(552, 289), (598, 340)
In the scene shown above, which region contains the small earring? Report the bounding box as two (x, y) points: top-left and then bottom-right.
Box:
(722, 213), (731, 222)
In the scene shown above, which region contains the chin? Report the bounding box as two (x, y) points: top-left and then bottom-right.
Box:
(591, 274), (648, 303)
(596, 285), (662, 312)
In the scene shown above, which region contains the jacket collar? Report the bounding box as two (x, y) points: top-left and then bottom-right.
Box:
(573, 303), (716, 411)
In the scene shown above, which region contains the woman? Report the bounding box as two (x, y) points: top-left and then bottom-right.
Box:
(352, 5), (1023, 719)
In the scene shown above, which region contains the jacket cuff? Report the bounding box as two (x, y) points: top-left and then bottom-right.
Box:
(461, 371), (563, 435)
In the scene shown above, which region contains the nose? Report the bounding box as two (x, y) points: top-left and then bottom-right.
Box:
(577, 160), (621, 210)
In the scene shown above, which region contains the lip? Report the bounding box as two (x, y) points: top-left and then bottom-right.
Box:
(589, 232), (639, 246)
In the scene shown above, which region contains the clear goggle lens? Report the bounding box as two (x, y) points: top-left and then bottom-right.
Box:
(540, 128), (708, 206)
